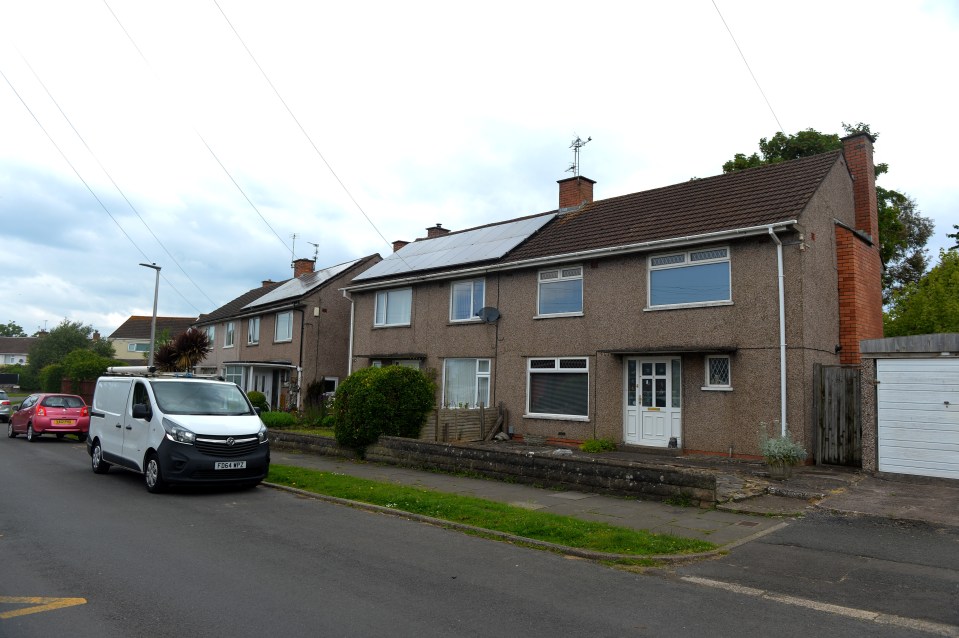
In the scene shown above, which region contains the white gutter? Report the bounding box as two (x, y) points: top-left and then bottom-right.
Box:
(767, 227), (788, 436)
(343, 221), (799, 293)
(342, 289), (355, 375)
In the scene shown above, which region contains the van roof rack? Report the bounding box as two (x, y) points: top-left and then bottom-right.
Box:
(104, 366), (225, 381)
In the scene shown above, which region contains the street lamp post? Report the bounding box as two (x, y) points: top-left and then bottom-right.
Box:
(139, 263), (161, 369)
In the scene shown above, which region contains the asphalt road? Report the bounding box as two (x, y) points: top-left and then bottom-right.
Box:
(0, 435), (949, 637)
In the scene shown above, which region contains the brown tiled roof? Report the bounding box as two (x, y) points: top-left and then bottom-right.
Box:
(194, 282), (285, 325)
(108, 316), (198, 340)
(0, 336), (38, 354)
(503, 150), (843, 263)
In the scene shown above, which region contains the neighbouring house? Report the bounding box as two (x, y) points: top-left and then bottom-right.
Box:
(342, 133), (883, 459)
(107, 316), (198, 363)
(194, 255), (380, 411)
(0, 336), (37, 366)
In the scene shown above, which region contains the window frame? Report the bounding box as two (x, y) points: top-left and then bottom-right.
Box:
(536, 265), (584, 317)
(703, 354), (732, 391)
(224, 321), (235, 348)
(525, 356), (589, 420)
(127, 343), (150, 352)
(248, 316), (260, 345)
(442, 358), (491, 409)
(274, 311), (293, 343)
(206, 325), (215, 343)
(374, 287), (413, 327)
(647, 246), (732, 310)
(449, 278), (485, 323)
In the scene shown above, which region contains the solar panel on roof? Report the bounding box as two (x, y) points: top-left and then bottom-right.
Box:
(243, 258), (362, 309)
(353, 214), (554, 281)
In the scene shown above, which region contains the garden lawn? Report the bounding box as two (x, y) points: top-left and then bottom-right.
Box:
(268, 464), (714, 556)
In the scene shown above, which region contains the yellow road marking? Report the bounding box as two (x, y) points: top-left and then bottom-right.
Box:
(0, 597), (87, 619)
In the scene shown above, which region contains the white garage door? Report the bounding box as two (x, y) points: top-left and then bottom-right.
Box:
(877, 358), (959, 479)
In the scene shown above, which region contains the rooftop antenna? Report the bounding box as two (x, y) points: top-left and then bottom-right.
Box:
(308, 241), (320, 262)
(566, 135), (592, 176)
(289, 233), (298, 264)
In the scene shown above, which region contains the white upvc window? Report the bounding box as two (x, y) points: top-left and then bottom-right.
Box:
(450, 279), (485, 322)
(443, 358), (491, 408)
(537, 265), (583, 316)
(206, 325), (215, 342)
(224, 321), (235, 348)
(374, 288), (413, 327)
(127, 343), (150, 352)
(224, 365), (243, 386)
(275, 311), (293, 342)
(703, 355), (732, 391)
(526, 357), (589, 419)
(248, 317), (260, 345)
(648, 246), (731, 309)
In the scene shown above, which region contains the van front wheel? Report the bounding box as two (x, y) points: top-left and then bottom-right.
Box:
(144, 452), (167, 493)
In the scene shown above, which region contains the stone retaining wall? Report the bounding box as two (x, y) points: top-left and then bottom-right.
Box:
(269, 432), (717, 505)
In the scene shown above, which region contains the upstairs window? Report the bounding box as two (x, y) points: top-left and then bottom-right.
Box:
(374, 288), (413, 327)
(648, 247), (731, 308)
(275, 311), (293, 342)
(224, 322), (235, 348)
(206, 325), (215, 343)
(127, 343), (150, 352)
(537, 266), (583, 316)
(450, 279), (485, 322)
(248, 317), (260, 345)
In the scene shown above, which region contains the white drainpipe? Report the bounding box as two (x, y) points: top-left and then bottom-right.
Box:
(342, 289), (354, 375)
(768, 227), (787, 436)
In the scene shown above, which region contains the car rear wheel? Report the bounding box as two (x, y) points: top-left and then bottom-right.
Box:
(6, 423), (15, 438)
(26, 424), (39, 442)
(77, 433), (88, 443)
(144, 452), (167, 493)
(91, 440), (111, 474)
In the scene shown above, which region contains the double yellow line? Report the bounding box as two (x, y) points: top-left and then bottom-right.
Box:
(0, 596), (86, 619)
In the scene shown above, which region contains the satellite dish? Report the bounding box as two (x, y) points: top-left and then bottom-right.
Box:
(476, 307), (501, 324)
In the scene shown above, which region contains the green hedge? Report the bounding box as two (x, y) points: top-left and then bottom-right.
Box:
(259, 411), (296, 428)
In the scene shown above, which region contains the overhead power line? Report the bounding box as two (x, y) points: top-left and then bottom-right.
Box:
(711, 0), (785, 133)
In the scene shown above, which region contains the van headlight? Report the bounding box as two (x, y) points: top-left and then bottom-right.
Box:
(257, 423), (268, 443)
(162, 419), (196, 445)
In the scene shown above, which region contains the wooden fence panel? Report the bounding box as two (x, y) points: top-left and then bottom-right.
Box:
(420, 407), (499, 443)
(814, 364), (862, 466)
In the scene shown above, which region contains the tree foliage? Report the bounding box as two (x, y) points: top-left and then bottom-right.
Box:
(61, 350), (117, 390)
(332, 366), (436, 451)
(0, 321), (27, 337)
(28, 320), (97, 376)
(153, 329), (212, 372)
(722, 123), (933, 302)
(948, 225), (959, 250)
(884, 249), (959, 337)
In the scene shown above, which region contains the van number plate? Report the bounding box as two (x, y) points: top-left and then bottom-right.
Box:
(215, 461), (247, 470)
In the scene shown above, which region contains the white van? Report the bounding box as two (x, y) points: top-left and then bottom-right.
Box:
(87, 368), (269, 493)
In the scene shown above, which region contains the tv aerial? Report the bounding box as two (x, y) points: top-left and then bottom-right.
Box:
(308, 241), (320, 262)
(566, 135), (592, 176)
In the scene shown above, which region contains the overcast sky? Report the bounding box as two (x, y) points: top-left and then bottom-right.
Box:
(1, 0), (957, 338)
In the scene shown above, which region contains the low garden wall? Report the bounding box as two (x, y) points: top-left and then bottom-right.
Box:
(269, 431), (717, 505)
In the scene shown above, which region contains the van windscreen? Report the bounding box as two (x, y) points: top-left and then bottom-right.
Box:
(150, 381), (253, 416)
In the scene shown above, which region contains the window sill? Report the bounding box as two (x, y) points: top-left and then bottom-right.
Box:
(523, 414), (590, 422)
(533, 312), (584, 320)
(645, 301), (733, 312)
(273, 339), (293, 344)
(247, 342), (259, 347)
(223, 344), (235, 349)
(448, 319), (483, 326)
(373, 324), (411, 329)
(701, 386), (733, 392)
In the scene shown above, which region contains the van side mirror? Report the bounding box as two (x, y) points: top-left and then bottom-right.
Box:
(132, 403), (152, 421)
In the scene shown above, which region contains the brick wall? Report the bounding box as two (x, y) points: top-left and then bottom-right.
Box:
(836, 227), (883, 363)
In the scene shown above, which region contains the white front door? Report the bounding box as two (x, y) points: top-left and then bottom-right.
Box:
(624, 358), (682, 447)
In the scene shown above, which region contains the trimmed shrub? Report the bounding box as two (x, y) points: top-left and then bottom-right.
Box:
(580, 437), (617, 453)
(247, 391), (269, 411)
(39, 364), (64, 392)
(260, 411), (296, 428)
(333, 366), (435, 450)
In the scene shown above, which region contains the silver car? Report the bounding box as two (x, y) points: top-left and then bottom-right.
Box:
(0, 390), (10, 423)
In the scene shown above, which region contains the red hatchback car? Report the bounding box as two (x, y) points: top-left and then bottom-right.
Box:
(7, 393), (90, 442)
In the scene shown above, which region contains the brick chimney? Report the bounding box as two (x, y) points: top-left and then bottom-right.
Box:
(262, 279), (275, 287)
(836, 132), (883, 364)
(426, 224), (450, 239)
(292, 258), (315, 278)
(841, 134), (879, 239)
(558, 176), (595, 211)
(392, 240), (409, 252)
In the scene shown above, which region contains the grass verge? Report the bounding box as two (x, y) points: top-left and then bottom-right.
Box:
(268, 464), (715, 556)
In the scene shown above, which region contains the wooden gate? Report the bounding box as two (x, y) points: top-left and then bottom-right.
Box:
(813, 363), (861, 466)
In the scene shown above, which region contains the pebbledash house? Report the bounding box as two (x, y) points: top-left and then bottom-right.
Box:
(342, 134), (882, 459)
